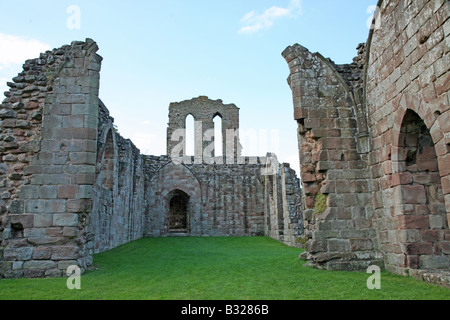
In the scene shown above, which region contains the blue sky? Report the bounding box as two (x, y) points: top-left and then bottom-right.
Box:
(0, 0), (377, 174)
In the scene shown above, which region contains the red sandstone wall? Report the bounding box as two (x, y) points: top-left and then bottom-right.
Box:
(366, 0), (450, 274)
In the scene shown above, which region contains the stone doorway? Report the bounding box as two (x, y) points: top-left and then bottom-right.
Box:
(168, 190), (190, 234)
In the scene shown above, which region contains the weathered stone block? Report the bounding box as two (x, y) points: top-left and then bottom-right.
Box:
(419, 254), (450, 269)
(33, 247), (52, 260)
(395, 185), (427, 204)
(51, 246), (78, 260)
(8, 200), (24, 214)
(420, 230), (441, 242)
(63, 227), (78, 238)
(39, 186), (58, 199)
(390, 172), (413, 186)
(399, 215), (430, 230)
(305, 240), (327, 253)
(4, 247), (33, 261)
(45, 200), (67, 213)
(34, 214), (53, 228)
(23, 228), (46, 238)
(58, 260), (79, 271)
(58, 185), (79, 199)
(19, 186), (40, 199)
(53, 213), (78, 227)
(10, 214), (34, 228)
(67, 199), (91, 213)
(429, 215), (444, 229)
(328, 239), (350, 252)
(349, 239), (373, 251)
(78, 185), (93, 199)
(405, 243), (433, 255)
(72, 173), (95, 185)
(23, 260), (57, 270)
(45, 269), (63, 277)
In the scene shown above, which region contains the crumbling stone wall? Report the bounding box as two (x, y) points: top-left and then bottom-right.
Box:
(88, 101), (146, 255)
(0, 44), (303, 278)
(284, 0), (450, 279)
(144, 155), (303, 245)
(145, 97), (303, 246)
(166, 96), (241, 161)
(0, 39), (102, 277)
(282, 43), (381, 270)
(0, 39), (149, 278)
(264, 160), (303, 247)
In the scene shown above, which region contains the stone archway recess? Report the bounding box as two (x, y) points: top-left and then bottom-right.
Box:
(390, 93), (450, 272)
(168, 190), (190, 233)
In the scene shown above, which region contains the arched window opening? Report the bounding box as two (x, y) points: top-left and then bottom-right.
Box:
(213, 113), (223, 157)
(185, 114), (195, 156)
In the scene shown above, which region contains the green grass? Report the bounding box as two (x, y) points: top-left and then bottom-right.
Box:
(0, 237), (449, 300)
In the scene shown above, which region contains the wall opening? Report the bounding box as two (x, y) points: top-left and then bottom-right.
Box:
(213, 113), (223, 157)
(397, 110), (448, 269)
(185, 114), (195, 156)
(11, 222), (24, 239)
(168, 190), (190, 232)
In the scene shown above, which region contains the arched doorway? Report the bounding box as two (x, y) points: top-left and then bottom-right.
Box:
(396, 109), (448, 269)
(168, 190), (190, 233)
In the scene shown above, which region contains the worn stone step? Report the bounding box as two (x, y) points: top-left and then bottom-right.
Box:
(169, 232), (188, 237)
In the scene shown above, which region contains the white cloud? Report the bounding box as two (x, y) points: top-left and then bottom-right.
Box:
(238, 0), (302, 34)
(0, 33), (51, 68)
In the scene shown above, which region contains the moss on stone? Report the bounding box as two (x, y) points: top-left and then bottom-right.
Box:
(314, 192), (327, 216)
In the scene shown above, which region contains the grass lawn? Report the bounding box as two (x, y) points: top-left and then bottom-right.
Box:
(0, 236), (449, 300)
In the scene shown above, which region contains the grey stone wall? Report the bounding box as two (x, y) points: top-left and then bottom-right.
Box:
(88, 101), (146, 255)
(0, 39), (102, 278)
(143, 154), (303, 247)
(264, 161), (303, 247)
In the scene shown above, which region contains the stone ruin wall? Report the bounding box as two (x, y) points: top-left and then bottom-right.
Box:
(88, 101), (146, 255)
(147, 96), (303, 246)
(264, 161), (303, 247)
(366, 0), (450, 277)
(0, 41), (303, 278)
(284, 0), (450, 282)
(0, 39), (103, 277)
(283, 42), (380, 271)
(144, 155), (302, 246)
